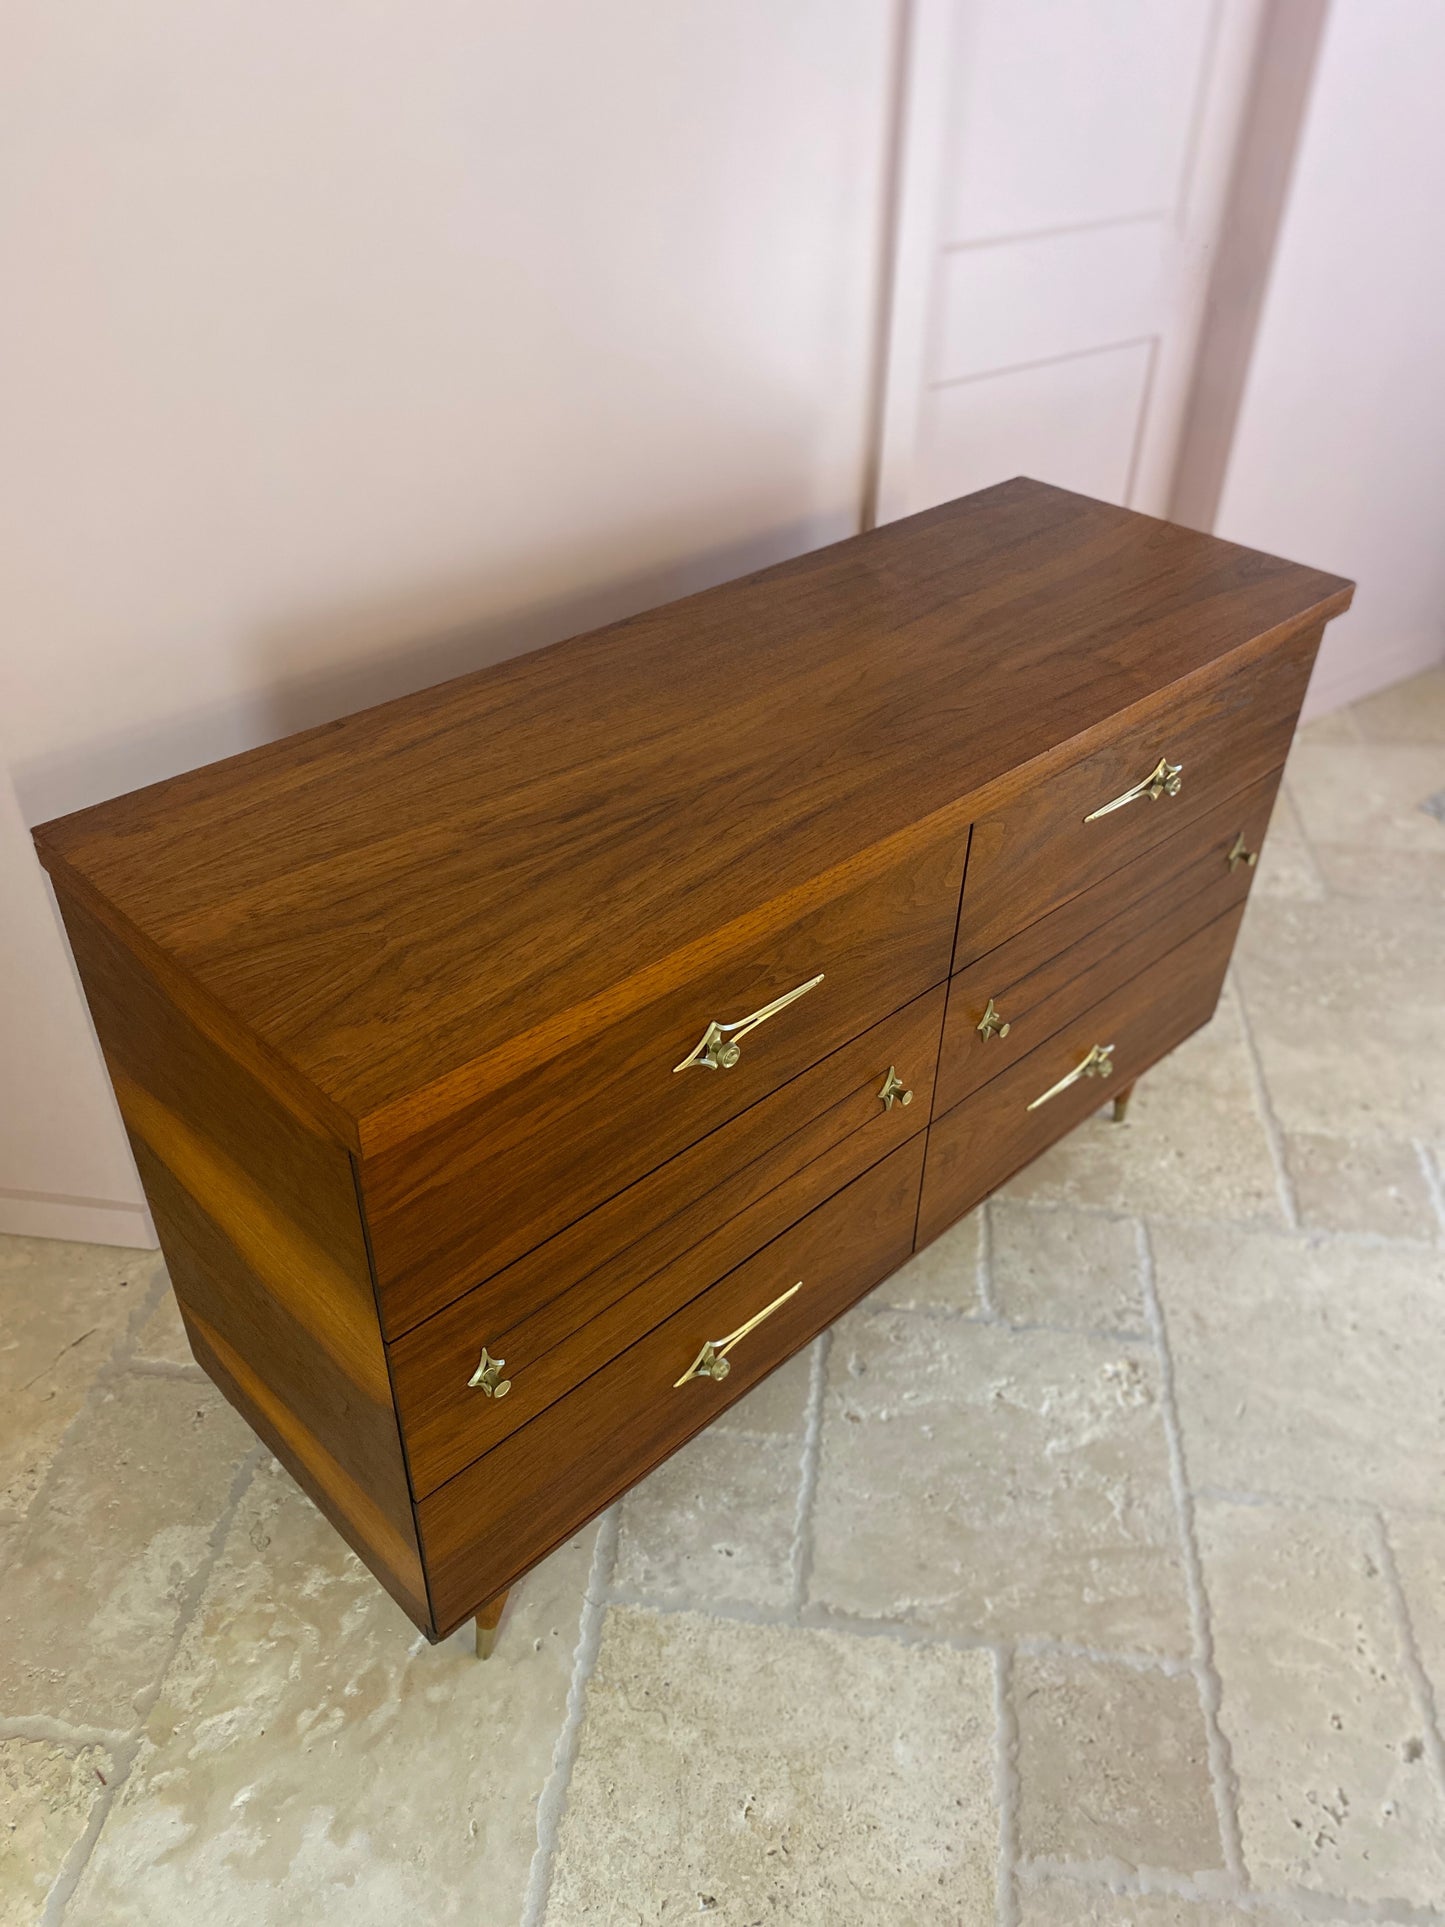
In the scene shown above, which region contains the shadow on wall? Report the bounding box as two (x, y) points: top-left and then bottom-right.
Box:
(11, 503), (845, 831)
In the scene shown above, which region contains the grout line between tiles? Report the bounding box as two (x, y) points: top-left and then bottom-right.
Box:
(1137, 1220), (1247, 1885)
(43, 1441), (266, 1927)
(1019, 1855), (1445, 1924)
(520, 1505), (620, 1927)
(0, 1714), (131, 1750)
(119, 1359), (209, 1384)
(596, 1581), (1191, 1678)
(1373, 1513), (1445, 1804)
(787, 1332), (830, 1619)
(977, 1197), (998, 1316)
(994, 1644), (1020, 1927)
(1196, 1482), (1445, 1526)
(1011, 1635), (1193, 1677)
(1228, 967), (1300, 1229)
(977, 1188), (1440, 1251)
(1414, 1140), (1445, 1240)
(864, 1285), (1150, 1345)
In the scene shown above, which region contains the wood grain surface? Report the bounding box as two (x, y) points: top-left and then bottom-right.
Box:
(952, 620), (1320, 970)
(417, 1138), (925, 1633)
(33, 480), (1351, 1154)
(937, 767), (1283, 1113)
(359, 831), (962, 1329)
(919, 903), (1246, 1247)
(53, 890), (431, 1633)
(390, 989), (941, 1494)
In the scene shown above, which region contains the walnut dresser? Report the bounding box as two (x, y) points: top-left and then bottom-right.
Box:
(33, 479), (1352, 1653)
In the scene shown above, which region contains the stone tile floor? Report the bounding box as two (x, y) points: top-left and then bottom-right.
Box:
(2, 669), (1443, 1926)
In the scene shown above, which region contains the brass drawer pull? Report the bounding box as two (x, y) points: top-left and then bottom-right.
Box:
(675, 1281), (802, 1386)
(977, 997), (1010, 1041)
(1083, 756), (1183, 822)
(673, 973), (825, 1072)
(467, 1347), (511, 1398)
(1226, 830), (1258, 871)
(878, 1065), (912, 1111)
(1026, 1042), (1115, 1111)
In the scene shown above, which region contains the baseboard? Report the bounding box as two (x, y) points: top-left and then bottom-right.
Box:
(1301, 627), (1445, 722)
(0, 1188), (158, 1249)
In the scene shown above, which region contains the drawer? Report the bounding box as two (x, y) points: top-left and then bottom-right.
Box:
(391, 985), (943, 1495)
(919, 904), (1243, 1246)
(938, 769), (1281, 1114)
(361, 823), (965, 1335)
(954, 623), (1315, 970)
(418, 1135), (925, 1632)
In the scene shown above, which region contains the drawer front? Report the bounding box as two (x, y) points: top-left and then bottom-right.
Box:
(954, 625), (1316, 971)
(417, 1137), (924, 1632)
(919, 904), (1243, 1246)
(938, 769), (1281, 1114)
(362, 823), (965, 1335)
(391, 986), (943, 1496)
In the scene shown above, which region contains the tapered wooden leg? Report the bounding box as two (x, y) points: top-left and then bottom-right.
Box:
(475, 1588), (510, 1660)
(1111, 1081), (1136, 1124)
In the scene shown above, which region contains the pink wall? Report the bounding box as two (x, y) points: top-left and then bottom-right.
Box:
(0, 0), (898, 1240)
(1213, 0), (1445, 715)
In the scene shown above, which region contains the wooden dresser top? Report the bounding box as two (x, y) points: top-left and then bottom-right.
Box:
(34, 479), (1351, 1151)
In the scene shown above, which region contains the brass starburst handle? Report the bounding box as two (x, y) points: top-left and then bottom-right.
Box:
(675, 1282), (803, 1387)
(977, 997), (1010, 1041)
(1226, 831), (1258, 872)
(1083, 756), (1183, 822)
(1026, 1042), (1115, 1111)
(673, 974), (825, 1072)
(878, 1065), (912, 1111)
(467, 1348), (511, 1398)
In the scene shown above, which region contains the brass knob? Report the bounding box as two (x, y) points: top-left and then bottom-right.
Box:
(878, 1065), (913, 1111)
(1226, 831), (1258, 872)
(467, 1348), (511, 1398)
(977, 997), (1010, 1042)
(1147, 758), (1184, 801)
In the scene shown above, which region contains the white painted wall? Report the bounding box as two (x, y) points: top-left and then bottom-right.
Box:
(0, 0), (898, 1242)
(1213, 0), (1445, 715)
(873, 0), (1265, 526)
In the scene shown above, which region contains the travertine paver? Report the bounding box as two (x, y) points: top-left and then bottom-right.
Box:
(0, 1737), (112, 1926)
(544, 1608), (996, 1925)
(1296, 709), (1361, 746)
(0, 1373), (253, 1728)
(1308, 840), (1445, 904)
(1197, 1499), (1445, 1906)
(1014, 1651), (1221, 1874)
(67, 1457), (596, 1927)
(870, 1207), (983, 1312)
(1251, 781), (1325, 902)
(989, 1199), (1144, 1332)
(1350, 664), (1445, 742)
(0, 1236), (161, 1515)
(130, 1288), (200, 1372)
(1283, 1130), (1439, 1239)
(1001, 981), (1285, 1228)
(613, 1425), (801, 1610)
(1153, 1220), (1445, 1510)
(1387, 1513), (1445, 1715)
(1016, 1878), (1354, 1924)
(707, 1344), (814, 1437)
(1286, 743), (1445, 859)
(1234, 897), (1445, 1141)
(809, 1308), (1191, 1653)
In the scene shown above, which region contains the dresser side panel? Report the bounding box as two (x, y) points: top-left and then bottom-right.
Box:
(53, 889), (431, 1634)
